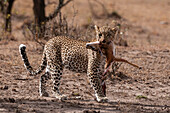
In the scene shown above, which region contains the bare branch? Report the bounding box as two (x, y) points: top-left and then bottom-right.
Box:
(93, 0), (109, 16)
(88, 0), (99, 19)
(46, 0), (72, 21)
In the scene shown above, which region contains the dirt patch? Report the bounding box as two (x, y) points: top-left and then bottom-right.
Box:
(0, 0), (170, 112)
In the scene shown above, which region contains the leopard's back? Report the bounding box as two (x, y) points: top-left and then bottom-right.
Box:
(45, 36), (88, 73)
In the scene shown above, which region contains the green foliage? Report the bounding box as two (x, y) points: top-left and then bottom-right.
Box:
(136, 95), (148, 99)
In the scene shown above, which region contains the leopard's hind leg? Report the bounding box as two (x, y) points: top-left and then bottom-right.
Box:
(50, 65), (65, 100)
(39, 71), (51, 97)
(45, 46), (66, 100)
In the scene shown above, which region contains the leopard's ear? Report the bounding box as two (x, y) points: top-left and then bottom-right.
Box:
(112, 26), (120, 39)
(111, 26), (119, 32)
(94, 25), (100, 32)
(94, 25), (100, 40)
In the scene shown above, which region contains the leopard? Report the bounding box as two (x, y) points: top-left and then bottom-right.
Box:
(19, 25), (119, 102)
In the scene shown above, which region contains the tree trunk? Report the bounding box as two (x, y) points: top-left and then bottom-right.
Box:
(5, 0), (15, 32)
(33, 0), (46, 38)
(0, 0), (4, 14)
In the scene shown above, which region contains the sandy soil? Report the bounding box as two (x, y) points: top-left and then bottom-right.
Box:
(0, 0), (170, 112)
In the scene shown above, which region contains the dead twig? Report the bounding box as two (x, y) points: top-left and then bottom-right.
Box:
(46, 0), (72, 21)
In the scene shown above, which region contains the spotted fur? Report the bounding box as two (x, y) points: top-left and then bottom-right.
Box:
(19, 25), (119, 102)
(19, 36), (107, 102)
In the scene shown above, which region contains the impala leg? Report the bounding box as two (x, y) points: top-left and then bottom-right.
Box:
(113, 57), (141, 69)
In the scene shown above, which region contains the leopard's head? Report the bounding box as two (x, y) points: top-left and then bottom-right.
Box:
(86, 25), (120, 56)
(94, 25), (119, 47)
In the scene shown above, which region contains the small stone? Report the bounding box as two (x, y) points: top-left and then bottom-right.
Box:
(3, 86), (8, 90)
(160, 21), (169, 25)
(12, 89), (18, 92)
(9, 98), (15, 103)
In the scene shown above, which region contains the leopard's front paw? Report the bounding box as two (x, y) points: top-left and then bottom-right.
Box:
(95, 94), (108, 102)
(40, 92), (49, 97)
(54, 93), (67, 100)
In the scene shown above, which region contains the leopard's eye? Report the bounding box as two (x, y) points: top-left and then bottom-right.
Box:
(99, 33), (102, 37)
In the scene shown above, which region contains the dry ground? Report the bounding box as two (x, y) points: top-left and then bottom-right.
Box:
(0, 0), (170, 113)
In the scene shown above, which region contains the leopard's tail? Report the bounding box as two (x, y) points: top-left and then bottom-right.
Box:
(19, 44), (47, 75)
